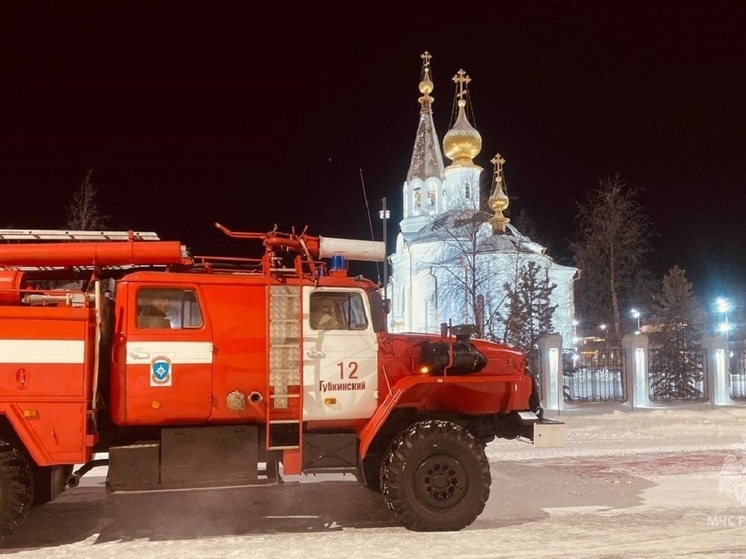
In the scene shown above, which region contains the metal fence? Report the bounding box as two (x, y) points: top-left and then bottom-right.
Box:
(562, 347), (626, 403)
(648, 347), (707, 402)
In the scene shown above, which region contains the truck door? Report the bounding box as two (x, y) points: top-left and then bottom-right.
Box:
(302, 288), (378, 420)
(117, 285), (213, 425)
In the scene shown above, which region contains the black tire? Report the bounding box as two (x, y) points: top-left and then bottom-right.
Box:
(0, 443), (34, 543)
(380, 420), (491, 531)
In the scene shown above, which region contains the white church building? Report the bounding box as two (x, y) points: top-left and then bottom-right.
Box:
(387, 52), (578, 346)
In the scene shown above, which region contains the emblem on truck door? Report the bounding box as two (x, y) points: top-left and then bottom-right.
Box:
(150, 356), (172, 386)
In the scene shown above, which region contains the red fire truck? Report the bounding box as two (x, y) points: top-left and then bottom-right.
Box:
(0, 222), (559, 542)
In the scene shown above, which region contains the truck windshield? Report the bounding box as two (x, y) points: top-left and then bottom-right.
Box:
(310, 291), (368, 331)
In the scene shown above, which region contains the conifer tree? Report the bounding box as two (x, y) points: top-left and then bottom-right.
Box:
(501, 261), (558, 373)
(649, 265), (707, 400)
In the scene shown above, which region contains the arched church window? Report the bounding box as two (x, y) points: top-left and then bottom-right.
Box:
(414, 187), (422, 210)
(393, 281), (405, 323)
(465, 182), (471, 199)
(428, 188), (436, 210)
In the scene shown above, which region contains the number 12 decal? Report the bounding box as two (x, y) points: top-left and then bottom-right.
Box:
(337, 361), (359, 379)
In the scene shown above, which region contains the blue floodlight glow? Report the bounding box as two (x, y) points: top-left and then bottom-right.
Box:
(716, 297), (730, 314)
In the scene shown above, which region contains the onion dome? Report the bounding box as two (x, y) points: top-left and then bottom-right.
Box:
(443, 69), (482, 168)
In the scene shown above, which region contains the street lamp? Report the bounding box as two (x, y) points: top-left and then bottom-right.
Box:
(379, 197), (390, 297)
(631, 308), (641, 334)
(716, 297), (731, 338)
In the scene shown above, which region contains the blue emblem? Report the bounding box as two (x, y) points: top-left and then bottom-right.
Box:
(150, 357), (172, 385)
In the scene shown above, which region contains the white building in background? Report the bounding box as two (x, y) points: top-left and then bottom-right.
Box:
(388, 52), (578, 345)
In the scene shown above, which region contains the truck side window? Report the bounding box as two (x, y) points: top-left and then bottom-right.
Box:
(137, 288), (204, 330)
(310, 292), (368, 331)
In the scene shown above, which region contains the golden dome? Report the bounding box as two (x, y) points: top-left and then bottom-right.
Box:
(443, 70), (482, 167)
(419, 70), (433, 97)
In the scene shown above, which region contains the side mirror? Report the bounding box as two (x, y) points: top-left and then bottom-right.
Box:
(382, 298), (390, 315)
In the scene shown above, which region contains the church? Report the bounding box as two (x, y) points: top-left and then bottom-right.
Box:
(387, 52), (578, 347)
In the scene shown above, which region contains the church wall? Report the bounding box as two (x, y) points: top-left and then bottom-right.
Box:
(390, 238), (578, 346)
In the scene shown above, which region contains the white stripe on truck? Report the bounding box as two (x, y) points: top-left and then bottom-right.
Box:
(125, 341), (213, 365)
(0, 339), (85, 363)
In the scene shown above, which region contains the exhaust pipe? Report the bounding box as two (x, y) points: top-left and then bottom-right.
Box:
(67, 458), (109, 488)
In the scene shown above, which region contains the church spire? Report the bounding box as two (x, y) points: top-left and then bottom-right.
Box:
(488, 153), (510, 234)
(406, 51), (445, 183)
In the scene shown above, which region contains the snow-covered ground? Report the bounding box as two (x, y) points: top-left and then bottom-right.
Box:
(2, 406), (746, 559)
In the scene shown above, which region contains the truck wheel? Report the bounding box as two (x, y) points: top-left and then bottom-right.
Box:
(380, 420), (490, 531)
(0, 444), (34, 542)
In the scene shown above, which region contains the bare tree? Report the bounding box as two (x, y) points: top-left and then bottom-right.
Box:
(510, 206), (551, 252)
(65, 168), (110, 230)
(425, 211), (504, 339)
(570, 174), (655, 345)
(423, 209), (554, 343)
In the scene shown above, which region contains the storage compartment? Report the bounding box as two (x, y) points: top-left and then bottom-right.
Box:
(533, 421), (565, 448)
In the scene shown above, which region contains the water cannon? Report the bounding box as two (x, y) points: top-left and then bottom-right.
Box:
(214, 223), (385, 263)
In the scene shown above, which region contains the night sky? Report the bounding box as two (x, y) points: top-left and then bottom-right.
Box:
(3, 2), (745, 311)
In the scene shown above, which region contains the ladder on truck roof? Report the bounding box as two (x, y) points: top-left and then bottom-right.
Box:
(0, 229), (160, 241)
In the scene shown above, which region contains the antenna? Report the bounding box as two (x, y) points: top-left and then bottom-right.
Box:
(359, 169), (382, 285)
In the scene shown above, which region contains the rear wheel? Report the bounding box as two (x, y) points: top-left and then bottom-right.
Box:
(0, 443), (34, 543)
(380, 420), (490, 531)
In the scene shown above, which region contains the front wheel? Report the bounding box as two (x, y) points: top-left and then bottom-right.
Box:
(0, 442), (34, 543)
(380, 420), (491, 531)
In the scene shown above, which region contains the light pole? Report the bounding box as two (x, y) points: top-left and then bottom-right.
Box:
(379, 197), (390, 297)
(716, 297), (731, 339)
(631, 308), (641, 334)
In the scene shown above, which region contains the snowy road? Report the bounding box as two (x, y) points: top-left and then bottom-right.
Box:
(1, 407), (746, 558)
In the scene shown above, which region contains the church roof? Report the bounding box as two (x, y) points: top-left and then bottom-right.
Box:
(414, 208), (547, 256)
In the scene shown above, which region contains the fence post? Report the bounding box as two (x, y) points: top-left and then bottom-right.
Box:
(702, 335), (730, 406)
(538, 333), (564, 412)
(622, 333), (649, 409)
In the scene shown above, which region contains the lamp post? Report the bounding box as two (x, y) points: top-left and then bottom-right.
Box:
(379, 197), (390, 297)
(716, 297), (731, 340)
(631, 308), (641, 334)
